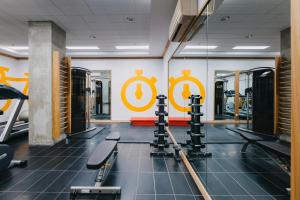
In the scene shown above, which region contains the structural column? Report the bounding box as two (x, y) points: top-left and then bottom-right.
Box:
(291, 0), (300, 199)
(28, 21), (66, 145)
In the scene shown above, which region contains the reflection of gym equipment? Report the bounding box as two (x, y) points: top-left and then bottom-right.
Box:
(95, 80), (103, 115)
(0, 84), (28, 143)
(70, 132), (121, 198)
(252, 69), (274, 134)
(215, 68), (274, 132)
(186, 95), (211, 159)
(227, 127), (290, 173)
(223, 90), (250, 118)
(214, 81), (224, 116)
(150, 95), (173, 157)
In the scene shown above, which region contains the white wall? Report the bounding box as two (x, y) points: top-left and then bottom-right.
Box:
(0, 56), (28, 122)
(1, 56), (275, 122)
(168, 59), (275, 120)
(72, 59), (163, 120)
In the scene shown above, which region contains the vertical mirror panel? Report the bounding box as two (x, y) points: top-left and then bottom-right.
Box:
(167, 0), (291, 199)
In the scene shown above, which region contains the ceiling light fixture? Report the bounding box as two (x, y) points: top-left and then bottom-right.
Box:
(9, 46), (29, 50)
(89, 34), (97, 39)
(245, 34), (253, 39)
(0, 46), (28, 55)
(220, 16), (230, 22)
(179, 51), (207, 55)
(184, 45), (218, 50)
(232, 46), (270, 50)
(115, 45), (149, 50)
(66, 46), (100, 50)
(0, 47), (19, 54)
(125, 17), (136, 23)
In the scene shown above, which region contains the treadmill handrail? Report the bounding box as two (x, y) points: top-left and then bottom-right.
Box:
(0, 84), (28, 100)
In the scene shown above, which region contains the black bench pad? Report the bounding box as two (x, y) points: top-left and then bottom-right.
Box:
(257, 141), (290, 158)
(106, 132), (120, 141)
(227, 128), (263, 141)
(87, 140), (117, 170)
(239, 131), (263, 141)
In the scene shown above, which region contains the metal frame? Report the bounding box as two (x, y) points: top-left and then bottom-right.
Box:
(70, 144), (121, 198)
(0, 99), (25, 142)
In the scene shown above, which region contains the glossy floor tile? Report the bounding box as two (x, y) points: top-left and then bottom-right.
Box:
(0, 123), (290, 200)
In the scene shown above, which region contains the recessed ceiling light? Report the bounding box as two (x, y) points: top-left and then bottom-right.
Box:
(245, 34), (253, 39)
(184, 45), (218, 50)
(232, 46), (270, 50)
(115, 45), (149, 50)
(118, 52), (149, 55)
(180, 51), (207, 55)
(9, 46), (29, 50)
(66, 46), (100, 50)
(89, 34), (97, 39)
(125, 17), (136, 23)
(220, 16), (230, 22)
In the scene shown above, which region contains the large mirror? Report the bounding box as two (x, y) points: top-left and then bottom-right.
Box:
(167, 0), (290, 199)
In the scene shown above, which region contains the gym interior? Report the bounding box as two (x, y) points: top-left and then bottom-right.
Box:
(0, 0), (299, 200)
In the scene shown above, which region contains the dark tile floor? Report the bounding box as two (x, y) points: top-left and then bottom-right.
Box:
(0, 124), (290, 200)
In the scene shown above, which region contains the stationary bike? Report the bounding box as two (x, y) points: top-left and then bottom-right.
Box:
(0, 109), (27, 171)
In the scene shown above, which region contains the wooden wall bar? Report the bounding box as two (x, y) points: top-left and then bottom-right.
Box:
(274, 57), (280, 134)
(291, 0), (300, 198)
(52, 51), (61, 140)
(65, 57), (72, 134)
(52, 51), (72, 140)
(234, 71), (240, 120)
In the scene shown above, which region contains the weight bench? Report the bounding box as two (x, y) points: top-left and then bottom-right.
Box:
(256, 140), (290, 158)
(227, 127), (291, 159)
(70, 132), (121, 199)
(227, 128), (264, 152)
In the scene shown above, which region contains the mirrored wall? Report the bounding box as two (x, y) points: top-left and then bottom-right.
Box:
(167, 0), (290, 198)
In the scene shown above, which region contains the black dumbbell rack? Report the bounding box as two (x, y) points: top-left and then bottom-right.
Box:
(186, 95), (211, 159)
(150, 95), (173, 157)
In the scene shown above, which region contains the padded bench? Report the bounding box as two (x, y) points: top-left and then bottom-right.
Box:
(106, 132), (120, 141)
(227, 127), (291, 159)
(70, 133), (121, 199)
(227, 128), (264, 152)
(257, 141), (290, 158)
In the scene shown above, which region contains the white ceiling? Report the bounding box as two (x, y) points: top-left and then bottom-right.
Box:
(0, 0), (176, 57)
(0, 0), (291, 58)
(176, 0), (290, 57)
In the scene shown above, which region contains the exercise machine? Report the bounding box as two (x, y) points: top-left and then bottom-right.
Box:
(150, 95), (173, 157)
(186, 95), (211, 159)
(0, 108), (27, 171)
(0, 84), (28, 143)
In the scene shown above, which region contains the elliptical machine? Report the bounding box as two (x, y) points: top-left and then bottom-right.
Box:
(0, 85), (28, 171)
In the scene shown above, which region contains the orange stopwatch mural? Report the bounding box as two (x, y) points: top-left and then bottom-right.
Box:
(169, 69), (206, 112)
(121, 70), (157, 112)
(0, 66), (29, 112)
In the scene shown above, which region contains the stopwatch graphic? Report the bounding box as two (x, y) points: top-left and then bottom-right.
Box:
(0, 66), (29, 112)
(169, 69), (206, 112)
(121, 70), (157, 112)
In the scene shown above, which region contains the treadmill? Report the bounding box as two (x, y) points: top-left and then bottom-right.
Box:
(0, 84), (28, 143)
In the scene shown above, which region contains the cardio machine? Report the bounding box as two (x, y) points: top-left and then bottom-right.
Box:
(0, 109), (27, 171)
(0, 84), (28, 143)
